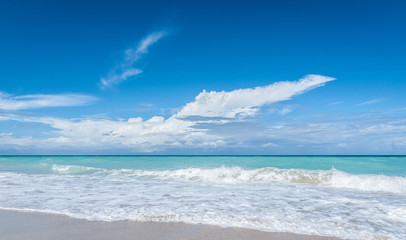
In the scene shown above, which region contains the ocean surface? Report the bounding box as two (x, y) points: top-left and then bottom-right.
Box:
(0, 155), (405, 240)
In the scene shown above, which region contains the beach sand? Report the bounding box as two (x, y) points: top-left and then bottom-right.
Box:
(0, 209), (342, 240)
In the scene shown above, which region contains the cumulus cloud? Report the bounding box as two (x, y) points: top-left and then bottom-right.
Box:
(100, 31), (168, 89)
(0, 92), (98, 110)
(0, 75), (348, 153)
(176, 74), (335, 118)
(0, 75), (338, 153)
(4, 108), (406, 154)
(1, 115), (222, 152)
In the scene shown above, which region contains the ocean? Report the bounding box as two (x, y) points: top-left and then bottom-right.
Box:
(0, 155), (405, 240)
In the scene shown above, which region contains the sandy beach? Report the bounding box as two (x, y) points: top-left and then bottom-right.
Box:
(0, 209), (342, 240)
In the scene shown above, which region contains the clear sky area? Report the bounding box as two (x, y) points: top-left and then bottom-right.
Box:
(0, 0), (405, 154)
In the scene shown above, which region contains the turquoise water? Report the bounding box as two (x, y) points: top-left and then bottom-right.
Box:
(1, 155), (405, 175)
(0, 155), (405, 239)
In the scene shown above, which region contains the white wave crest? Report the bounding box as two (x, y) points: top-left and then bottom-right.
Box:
(118, 167), (406, 194)
(330, 170), (406, 194)
(50, 165), (406, 194)
(51, 164), (100, 174)
(119, 167), (332, 185)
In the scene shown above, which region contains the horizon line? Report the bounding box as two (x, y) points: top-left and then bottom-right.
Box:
(1, 154), (405, 157)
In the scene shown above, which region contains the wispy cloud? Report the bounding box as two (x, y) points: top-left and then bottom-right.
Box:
(0, 92), (98, 110)
(358, 98), (384, 106)
(269, 105), (293, 116)
(279, 106), (293, 116)
(100, 68), (143, 89)
(329, 101), (342, 106)
(260, 142), (278, 148)
(100, 31), (168, 89)
(176, 75), (335, 118)
(0, 132), (13, 136)
(125, 31), (167, 63)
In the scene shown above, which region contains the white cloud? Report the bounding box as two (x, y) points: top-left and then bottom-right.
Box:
(176, 74), (335, 118)
(337, 143), (347, 148)
(2, 115), (219, 152)
(100, 31), (168, 89)
(329, 101), (342, 106)
(125, 31), (167, 63)
(7, 111), (406, 154)
(0, 92), (97, 110)
(259, 114), (406, 154)
(358, 98), (384, 106)
(279, 106), (293, 116)
(0, 115), (12, 121)
(100, 68), (143, 89)
(0, 75), (343, 153)
(0, 135), (33, 147)
(261, 142), (278, 148)
(0, 133), (13, 136)
(269, 106), (293, 116)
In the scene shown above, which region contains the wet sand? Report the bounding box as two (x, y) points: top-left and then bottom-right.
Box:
(0, 209), (343, 240)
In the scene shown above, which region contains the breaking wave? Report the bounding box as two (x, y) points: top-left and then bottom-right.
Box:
(51, 164), (100, 174)
(50, 165), (406, 194)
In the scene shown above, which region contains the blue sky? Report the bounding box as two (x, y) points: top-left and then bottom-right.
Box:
(0, 0), (405, 154)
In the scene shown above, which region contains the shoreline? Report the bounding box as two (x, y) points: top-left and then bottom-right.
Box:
(0, 209), (343, 240)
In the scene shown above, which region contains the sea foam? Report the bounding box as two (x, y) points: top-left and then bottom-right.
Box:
(1, 163), (405, 240)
